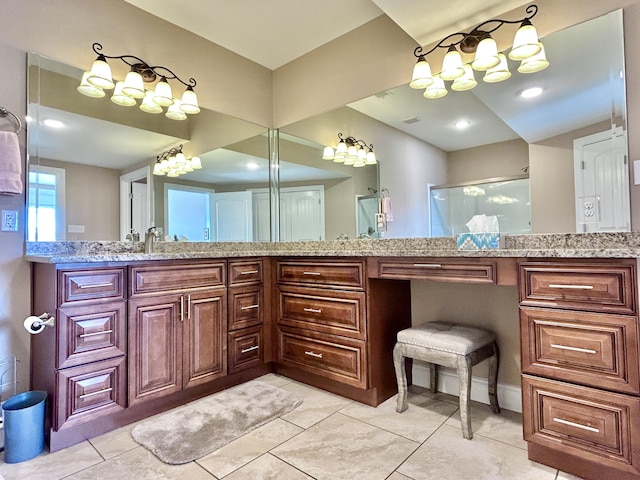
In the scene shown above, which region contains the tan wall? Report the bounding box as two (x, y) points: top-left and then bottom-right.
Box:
(39, 159), (120, 240)
(411, 282), (521, 387)
(447, 139), (529, 184)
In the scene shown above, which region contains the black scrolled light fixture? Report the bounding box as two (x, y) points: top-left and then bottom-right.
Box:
(152, 144), (202, 177)
(322, 133), (377, 167)
(77, 43), (200, 119)
(410, 4), (549, 99)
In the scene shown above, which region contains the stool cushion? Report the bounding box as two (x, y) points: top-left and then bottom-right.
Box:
(396, 322), (495, 355)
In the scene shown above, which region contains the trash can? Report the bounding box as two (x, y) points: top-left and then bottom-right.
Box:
(2, 390), (47, 463)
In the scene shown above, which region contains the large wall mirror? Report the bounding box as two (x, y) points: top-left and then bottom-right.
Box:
(282, 8), (628, 238)
(27, 52), (270, 243)
(27, 8), (628, 243)
(26, 53), (380, 243)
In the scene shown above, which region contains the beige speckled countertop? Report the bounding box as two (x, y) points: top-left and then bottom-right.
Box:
(24, 232), (640, 264)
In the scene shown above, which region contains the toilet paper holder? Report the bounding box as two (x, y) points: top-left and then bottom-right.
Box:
(25, 313), (55, 333)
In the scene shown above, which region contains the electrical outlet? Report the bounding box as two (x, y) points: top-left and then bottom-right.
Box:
(1, 210), (18, 232)
(67, 224), (85, 233)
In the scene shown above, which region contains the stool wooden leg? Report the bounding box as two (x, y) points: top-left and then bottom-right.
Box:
(429, 363), (437, 393)
(488, 342), (501, 414)
(458, 355), (473, 440)
(393, 344), (409, 413)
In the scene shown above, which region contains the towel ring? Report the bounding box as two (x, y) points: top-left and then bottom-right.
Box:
(0, 106), (22, 134)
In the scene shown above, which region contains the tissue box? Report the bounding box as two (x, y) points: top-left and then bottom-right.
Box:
(456, 233), (501, 250)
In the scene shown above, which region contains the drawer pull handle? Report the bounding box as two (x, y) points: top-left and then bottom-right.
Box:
(241, 304), (260, 310)
(303, 307), (322, 314)
(550, 344), (597, 354)
(78, 282), (114, 289)
(80, 387), (113, 399)
(413, 263), (442, 268)
(548, 284), (594, 290)
(239, 270), (259, 275)
(304, 350), (323, 358)
(552, 417), (600, 433)
(241, 345), (260, 353)
(79, 329), (113, 338)
(303, 271), (321, 276)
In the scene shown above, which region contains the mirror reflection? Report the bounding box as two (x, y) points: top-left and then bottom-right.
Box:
(344, 9), (627, 236)
(27, 9), (628, 243)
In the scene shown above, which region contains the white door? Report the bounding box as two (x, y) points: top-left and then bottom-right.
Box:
(574, 129), (630, 232)
(211, 191), (253, 242)
(280, 186), (324, 241)
(251, 190), (271, 242)
(131, 181), (148, 238)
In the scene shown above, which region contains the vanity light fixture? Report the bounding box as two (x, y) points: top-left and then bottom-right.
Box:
(152, 145), (202, 177)
(410, 4), (548, 99)
(78, 43), (200, 119)
(322, 133), (377, 167)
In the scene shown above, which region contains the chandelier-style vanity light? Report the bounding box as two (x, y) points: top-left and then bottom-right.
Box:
(152, 145), (202, 177)
(77, 43), (200, 119)
(410, 4), (548, 99)
(322, 133), (377, 167)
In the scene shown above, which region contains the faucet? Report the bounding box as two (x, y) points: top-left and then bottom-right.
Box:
(144, 227), (160, 253)
(126, 228), (140, 242)
(336, 233), (349, 240)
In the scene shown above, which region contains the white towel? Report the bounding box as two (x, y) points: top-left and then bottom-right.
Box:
(381, 196), (393, 222)
(0, 131), (22, 195)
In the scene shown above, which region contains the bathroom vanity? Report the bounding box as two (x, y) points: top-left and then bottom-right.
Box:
(26, 233), (640, 480)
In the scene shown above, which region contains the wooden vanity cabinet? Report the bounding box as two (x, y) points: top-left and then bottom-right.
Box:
(228, 258), (265, 374)
(518, 258), (640, 480)
(31, 263), (128, 451)
(128, 261), (227, 406)
(274, 257), (410, 406)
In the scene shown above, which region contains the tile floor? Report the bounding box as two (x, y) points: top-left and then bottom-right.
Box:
(0, 374), (585, 480)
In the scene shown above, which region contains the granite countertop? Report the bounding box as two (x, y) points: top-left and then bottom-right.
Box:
(24, 233), (640, 264)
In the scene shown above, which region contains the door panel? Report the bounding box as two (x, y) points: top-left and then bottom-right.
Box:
(128, 295), (183, 405)
(183, 290), (227, 388)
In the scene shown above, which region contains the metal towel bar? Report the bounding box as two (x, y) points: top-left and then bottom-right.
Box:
(0, 106), (22, 134)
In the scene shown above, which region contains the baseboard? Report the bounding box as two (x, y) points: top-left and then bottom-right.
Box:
(412, 363), (522, 413)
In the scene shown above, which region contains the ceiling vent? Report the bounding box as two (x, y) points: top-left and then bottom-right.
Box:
(402, 116), (421, 125)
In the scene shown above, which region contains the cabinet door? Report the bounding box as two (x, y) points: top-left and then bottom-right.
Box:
(183, 289), (227, 389)
(128, 294), (183, 406)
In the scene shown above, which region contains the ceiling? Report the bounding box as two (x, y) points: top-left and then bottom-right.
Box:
(121, 1), (620, 152)
(122, 0), (530, 70)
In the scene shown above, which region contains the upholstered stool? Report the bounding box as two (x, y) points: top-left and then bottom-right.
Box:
(393, 322), (500, 440)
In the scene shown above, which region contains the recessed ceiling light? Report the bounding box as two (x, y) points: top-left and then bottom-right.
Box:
(454, 120), (470, 129)
(247, 162), (259, 170)
(43, 118), (64, 128)
(521, 87), (543, 98)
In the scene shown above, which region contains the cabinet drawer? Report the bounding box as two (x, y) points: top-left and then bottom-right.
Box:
(519, 260), (636, 314)
(277, 260), (365, 289)
(228, 326), (263, 374)
(229, 285), (263, 331)
(373, 257), (496, 284)
(60, 268), (125, 305)
(520, 308), (640, 394)
(55, 356), (126, 431)
(57, 301), (127, 369)
(130, 262), (225, 296)
(278, 286), (366, 340)
(278, 328), (366, 388)
(229, 259), (263, 286)
(522, 375), (640, 473)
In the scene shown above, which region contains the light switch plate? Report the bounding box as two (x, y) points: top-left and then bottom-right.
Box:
(1, 210), (18, 232)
